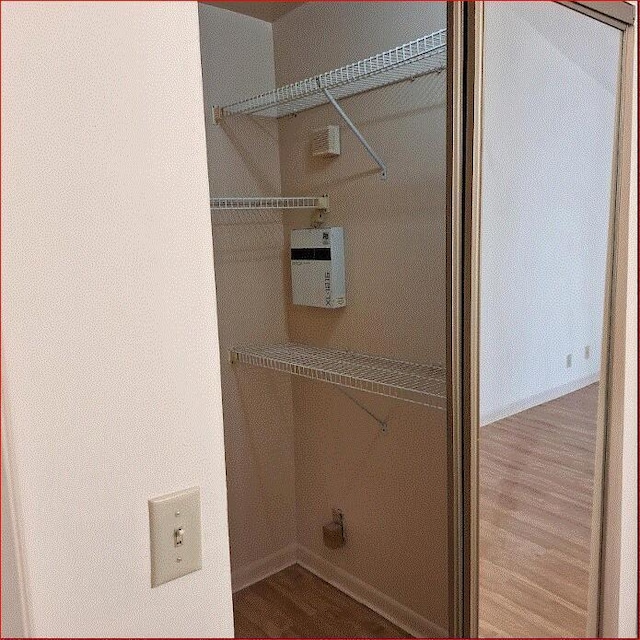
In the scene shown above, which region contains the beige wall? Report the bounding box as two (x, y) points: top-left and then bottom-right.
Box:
(274, 1), (447, 365)
(198, 4), (297, 582)
(198, 2), (449, 631)
(1, 2), (233, 636)
(274, 2), (449, 632)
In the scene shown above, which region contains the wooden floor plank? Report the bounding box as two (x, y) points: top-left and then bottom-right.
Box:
(479, 384), (598, 637)
(232, 564), (412, 638)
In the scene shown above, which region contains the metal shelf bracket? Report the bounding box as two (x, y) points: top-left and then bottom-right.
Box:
(323, 89), (387, 180)
(335, 386), (389, 434)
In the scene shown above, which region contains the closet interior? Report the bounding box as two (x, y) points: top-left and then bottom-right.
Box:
(198, 3), (449, 636)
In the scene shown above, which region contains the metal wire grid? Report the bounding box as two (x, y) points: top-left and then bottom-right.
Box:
(215, 29), (447, 120)
(230, 343), (446, 410)
(210, 197), (328, 210)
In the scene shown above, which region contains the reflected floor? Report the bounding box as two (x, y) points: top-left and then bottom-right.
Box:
(479, 384), (598, 637)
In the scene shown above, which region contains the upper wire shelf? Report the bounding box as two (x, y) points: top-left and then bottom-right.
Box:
(211, 196), (328, 211)
(229, 342), (446, 410)
(213, 29), (447, 122)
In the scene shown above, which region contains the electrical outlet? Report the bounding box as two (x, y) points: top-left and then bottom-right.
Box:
(566, 354), (572, 368)
(585, 345), (591, 359)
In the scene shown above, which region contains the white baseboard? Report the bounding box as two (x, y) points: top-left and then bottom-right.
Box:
(297, 545), (449, 638)
(480, 373), (600, 427)
(231, 543), (297, 593)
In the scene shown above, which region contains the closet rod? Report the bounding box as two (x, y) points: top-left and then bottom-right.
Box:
(323, 89), (387, 180)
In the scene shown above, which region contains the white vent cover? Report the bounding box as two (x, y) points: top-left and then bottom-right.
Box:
(311, 125), (341, 157)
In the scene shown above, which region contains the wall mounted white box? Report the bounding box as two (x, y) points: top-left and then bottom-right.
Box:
(291, 227), (346, 308)
(148, 487), (202, 587)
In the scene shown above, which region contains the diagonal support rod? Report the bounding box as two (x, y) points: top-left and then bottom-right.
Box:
(335, 386), (388, 434)
(323, 89), (387, 180)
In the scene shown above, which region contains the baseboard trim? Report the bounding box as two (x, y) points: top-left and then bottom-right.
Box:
(480, 373), (600, 427)
(231, 543), (297, 593)
(297, 545), (448, 638)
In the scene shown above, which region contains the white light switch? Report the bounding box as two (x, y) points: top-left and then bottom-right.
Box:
(148, 487), (202, 588)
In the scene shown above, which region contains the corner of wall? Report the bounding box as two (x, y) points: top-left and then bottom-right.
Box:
(1, 381), (31, 638)
(197, 3), (295, 581)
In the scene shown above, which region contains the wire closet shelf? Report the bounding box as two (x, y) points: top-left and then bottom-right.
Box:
(210, 196), (328, 211)
(213, 29), (447, 121)
(230, 343), (446, 410)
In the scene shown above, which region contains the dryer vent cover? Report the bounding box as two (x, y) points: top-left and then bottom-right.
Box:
(311, 125), (341, 157)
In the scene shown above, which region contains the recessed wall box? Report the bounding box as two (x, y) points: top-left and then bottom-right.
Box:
(291, 227), (346, 308)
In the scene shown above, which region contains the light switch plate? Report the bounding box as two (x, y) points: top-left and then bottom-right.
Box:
(148, 487), (202, 588)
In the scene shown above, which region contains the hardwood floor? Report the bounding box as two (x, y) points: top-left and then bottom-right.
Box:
(232, 564), (412, 638)
(479, 384), (599, 638)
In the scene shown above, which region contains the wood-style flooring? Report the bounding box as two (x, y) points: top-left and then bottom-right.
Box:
(479, 384), (598, 638)
(232, 564), (411, 638)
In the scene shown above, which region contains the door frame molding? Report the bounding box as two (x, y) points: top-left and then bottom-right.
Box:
(445, 2), (465, 635)
(447, 2), (484, 637)
(590, 11), (636, 637)
(450, 2), (636, 636)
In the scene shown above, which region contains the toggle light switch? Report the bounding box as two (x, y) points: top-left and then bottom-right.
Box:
(148, 487), (202, 587)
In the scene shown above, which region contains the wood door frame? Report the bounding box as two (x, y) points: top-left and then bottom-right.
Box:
(449, 2), (636, 636)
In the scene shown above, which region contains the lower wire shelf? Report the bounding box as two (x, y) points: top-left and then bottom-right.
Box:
(229, 342), (446, 410)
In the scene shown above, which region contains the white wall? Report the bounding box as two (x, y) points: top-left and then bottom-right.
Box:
(480, 2), (620, 426)
(1, 2), (233, 637)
